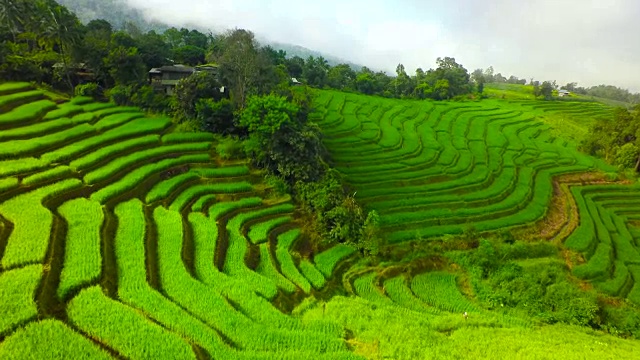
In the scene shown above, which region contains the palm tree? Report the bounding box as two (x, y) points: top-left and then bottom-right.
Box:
(0, 0), (27, 42)
(37, 1), (82, 92)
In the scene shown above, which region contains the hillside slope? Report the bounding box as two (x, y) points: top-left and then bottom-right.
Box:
(312, 90), (616, 243)
(1, 83), (640, 359)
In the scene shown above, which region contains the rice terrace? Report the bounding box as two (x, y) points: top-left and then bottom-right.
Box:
(3, 0), (640, 358)
(1, 80), (640, 359)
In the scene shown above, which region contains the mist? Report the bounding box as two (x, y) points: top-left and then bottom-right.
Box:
(124, 0), (640, 91)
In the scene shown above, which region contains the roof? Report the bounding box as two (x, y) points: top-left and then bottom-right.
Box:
(558, 89), (570, 93)
(291, 77), (302, 84)
(152, 65), (195, 73)
(53, 62), (88, 69)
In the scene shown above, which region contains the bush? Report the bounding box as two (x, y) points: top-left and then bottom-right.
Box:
(172, 72), (224, 122)
(294, 170), (368, 246)
(616, 143), (640, 169)
(265, 174), (290, 197)
(216, 137), (244, 160)
(107, 85), (131, 106)
(172, 120), (200, 133)
(74, 83), (100, 98)
(196, 98), (235, 134)
(130, 85), (170, 113)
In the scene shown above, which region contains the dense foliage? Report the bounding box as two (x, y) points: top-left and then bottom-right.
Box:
(582, 106), (640, 171)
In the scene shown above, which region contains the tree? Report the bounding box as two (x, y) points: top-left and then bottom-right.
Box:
(172, 71), (224, 121)
(138, 30), (171, 69)
(219, 29), (259, 108)
(0, 0), (31, 42)
(392, 63), (413, 97)
(540, 81), (554, 100)
(303, 56), (329, 88)
(172, 45), (205, 66)
(284, 56), (304, 78)
(421, 57), (471, 100)
(105, 46), (145, 86)
(261, 45), (287, 66)
(240, 94), (324, 182)
(163, 27), (183, 49)
(581, 106), (640, 171)
(183, 29), (208, 49)
(196, 98), (235, 134)
(471, 68), (484, 84)
(38, 0), (83, 92)
(327, 64), (356, 90)
(355, 71), (375, 95)
(484, 66), (495, 83)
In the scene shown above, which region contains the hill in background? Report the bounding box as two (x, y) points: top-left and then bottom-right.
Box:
(56, 0), (367, 70)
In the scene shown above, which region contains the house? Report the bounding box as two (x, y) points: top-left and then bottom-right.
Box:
(558, 89), (570, 97)
(149, 64), (225, 95)
(291, 77), (303, 86)
(148, 65), (195, 95)
(52, 62), (96, 84)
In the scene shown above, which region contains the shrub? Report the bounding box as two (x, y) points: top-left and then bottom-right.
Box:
(74, 83), (100, 98)
(173, 119), (200, 133)
(216, 137), (244, 160)
(196, 98), (235, 134)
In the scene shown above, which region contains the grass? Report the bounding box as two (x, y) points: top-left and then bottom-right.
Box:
(0, 179), (82, 268)
(248, 215), (293, 244)
(0, 319), (113, 360)
(0, 124), (95, 159)
(83, 142), (211, 185)
(276, 229), (312, 293)
(299, 260), (326, 289)
(168, 181), (253, 212)
(2, 85), (640, 358)
(314, 244), (356, 277)
(57, 198), (103, 298)
(68, 135), (160, 171)
(90, 153), (211, 204)
(41, 117), (172, 164)
(68, 286), (197, 359)
(314, 89), (608, 242)
(300, 295), (640, 360)
(411, 272), (479, 313)
(0, 99), (57, 125)
(0, 265), (42, 335)
(22, 166), (73, 186)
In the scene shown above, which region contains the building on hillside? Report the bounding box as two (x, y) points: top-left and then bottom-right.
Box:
(291, 77), (303, 86)
(149, 64), (222, 95)
(148, 65), (195, 95)
(52, 62), (96, 84)
(558, 89), (571, 97)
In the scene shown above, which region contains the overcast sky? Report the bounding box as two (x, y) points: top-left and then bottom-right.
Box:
(125, 0), (640, 91)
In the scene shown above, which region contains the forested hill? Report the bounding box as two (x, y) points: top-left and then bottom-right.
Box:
(56, 0), (365, 70)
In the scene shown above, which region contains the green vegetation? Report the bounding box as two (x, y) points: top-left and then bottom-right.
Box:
(0, 265), (42, 335)
(57, 198), (103, 298)
(313, 90), (611, 243)
(0, 319), (112, 360)
(1, 0), (640, 357)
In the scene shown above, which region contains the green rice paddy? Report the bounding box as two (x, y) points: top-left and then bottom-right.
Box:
(0, 84), (639, 359)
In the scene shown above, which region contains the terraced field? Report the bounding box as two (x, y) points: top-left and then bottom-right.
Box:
(565, 184), (640, 305)
(0, 83), (359, 359)
(1, 83), (639, 358)
(312, 90), (615, 243)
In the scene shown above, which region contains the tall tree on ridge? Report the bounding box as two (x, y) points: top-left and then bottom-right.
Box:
(38, 0), (83, 92)
(219, 28), (259, 108)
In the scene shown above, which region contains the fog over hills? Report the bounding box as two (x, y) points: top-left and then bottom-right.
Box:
(59, 0), (640, 91)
